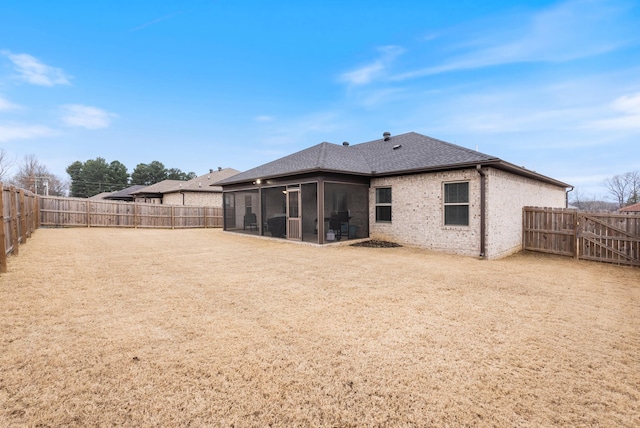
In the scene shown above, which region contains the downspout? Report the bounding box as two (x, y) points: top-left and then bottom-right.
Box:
(476, 165), (486, 259)
(565, 186), (574, 208)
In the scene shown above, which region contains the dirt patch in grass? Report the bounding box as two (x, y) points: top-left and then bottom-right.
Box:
(350, 239), (402, 248)
(1, 228), (639, 426)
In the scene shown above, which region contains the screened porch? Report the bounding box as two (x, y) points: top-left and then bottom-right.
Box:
(222, 176), (369, 244)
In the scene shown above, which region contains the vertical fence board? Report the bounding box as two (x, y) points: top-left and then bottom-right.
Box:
(522, 207), (577, 257)
(0, 183), (6, 273)
(0, 184), (36, 273)
(524, 206), (639, 266)
(37, 196), (223, 229)
(19, 189), (27, 244)
(10, 187), (19, 256)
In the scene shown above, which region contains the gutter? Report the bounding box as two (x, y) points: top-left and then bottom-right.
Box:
(566, 186), (574, 208)
(476, 165), (486, 259)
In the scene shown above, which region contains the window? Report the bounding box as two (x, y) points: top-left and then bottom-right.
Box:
(375, 187), (392, 222)
(444, 182), (469, 226)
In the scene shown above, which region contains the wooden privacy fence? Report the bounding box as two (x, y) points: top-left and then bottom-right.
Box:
(1, 183), (39, 273)
(39, 196), (223, 229)
(523, 207), (640, 267)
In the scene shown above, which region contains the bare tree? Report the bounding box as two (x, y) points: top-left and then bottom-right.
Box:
(0, 148), (16, 181)
(10, 154), (67, 196)
(603, 171), (640, 209)
(569, 187), (617, 212)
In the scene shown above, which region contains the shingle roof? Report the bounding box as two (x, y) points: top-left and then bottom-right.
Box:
(354, 132), (497, 174)
(163, 168), (241, 193)
(131, 180), (185, 195)
(620, 202), (640, 212)
(217, 132), (568, 187)
(104, 185), (147, 200)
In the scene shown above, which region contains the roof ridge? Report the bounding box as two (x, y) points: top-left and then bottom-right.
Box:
(317, 142), (330, 168)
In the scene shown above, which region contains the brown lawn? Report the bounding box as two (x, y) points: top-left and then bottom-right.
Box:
(1, 228), (639, 427)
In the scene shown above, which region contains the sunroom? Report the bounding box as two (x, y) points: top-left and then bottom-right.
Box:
(221, 172), (369, 244)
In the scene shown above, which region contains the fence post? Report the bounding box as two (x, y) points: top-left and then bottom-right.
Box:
(86, 200), (91, 227)
(575, 213), (580, 260)
(9, 186), (18, 256)
(171, 205), (175, 229)
(134, 203), (138, 228)
(19, 189), (27, 244)
(35, 195), (40, 229)
(0, 183), (7, 273)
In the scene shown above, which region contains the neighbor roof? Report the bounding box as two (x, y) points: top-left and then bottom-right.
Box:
(217, 132), (570, 188)
(163, 168), (241, 194)
(620, 202), (640, 212)
(131, 180), (185, 196)
(89, 191), (115, 200)
(103, 185), (147, 200)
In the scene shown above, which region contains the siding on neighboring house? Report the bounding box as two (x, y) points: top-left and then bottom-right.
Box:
(162, 192), (223, 207)
(135, 197), (162, 204)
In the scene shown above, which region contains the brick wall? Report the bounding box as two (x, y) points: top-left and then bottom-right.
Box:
(485, 168), (566, 259)
(370, 169), (482, 257)
(162, 192), (223, 207)
(369, 167), (566, 259)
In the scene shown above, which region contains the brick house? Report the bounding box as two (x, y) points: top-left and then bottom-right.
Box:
(161, 168), (240, 206)
(217, 132), (570, 259)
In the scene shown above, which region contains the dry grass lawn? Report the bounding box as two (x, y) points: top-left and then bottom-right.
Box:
(1, 228), (639, 427)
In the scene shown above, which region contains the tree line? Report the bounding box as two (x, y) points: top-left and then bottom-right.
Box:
(568, 170), (639, 211)
(0, 150), (196, 198)
(67, 158), (196, 198)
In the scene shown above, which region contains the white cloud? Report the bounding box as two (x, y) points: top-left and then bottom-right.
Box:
(612, 92), (640, 114)
(0, 124), (57, 142)
(340, 45), (405, 86)
(589, 92), (640, 131)
(2, 51), (71, 86)
(0, 96), (22, 111)
(392, 0), (637, 80)
(60, 104), (116, 129)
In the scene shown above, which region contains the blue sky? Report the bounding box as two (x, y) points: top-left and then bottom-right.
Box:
(1, 0), (639, 197)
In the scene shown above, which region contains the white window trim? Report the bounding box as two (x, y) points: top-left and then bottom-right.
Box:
(375, 186), (392, 223)
(443, 181), (470, 227)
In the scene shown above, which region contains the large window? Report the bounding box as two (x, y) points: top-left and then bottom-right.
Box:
(375, 187), (392, 222)
(444, 182), (469, 226)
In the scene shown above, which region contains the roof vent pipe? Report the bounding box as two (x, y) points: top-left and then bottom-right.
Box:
(343, 141), (349, 146)
(383, 132), (391, 141)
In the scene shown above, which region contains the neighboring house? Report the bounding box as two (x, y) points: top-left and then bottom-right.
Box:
(103, 185), (147, 202)
(89, 191), (115, 200)
(162, 168), (240, 206)
(130, 180), (186, 204)
(620, 202), (640, 213)
(217, 131), (571, 259)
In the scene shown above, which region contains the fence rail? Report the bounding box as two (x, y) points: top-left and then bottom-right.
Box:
(1, 183), (39, 273)
(39, 196), (223, 229)
(523, 207), (640, 267)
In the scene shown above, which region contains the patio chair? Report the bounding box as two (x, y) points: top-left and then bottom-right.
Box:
(329, 211), (350, 241)
(244, 212), (258, 230)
